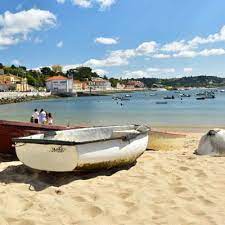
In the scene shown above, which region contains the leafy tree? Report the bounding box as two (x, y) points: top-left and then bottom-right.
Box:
(66, 67), (99, 81)
(109, 78), (119, 88)
(40, 67), (53, 76)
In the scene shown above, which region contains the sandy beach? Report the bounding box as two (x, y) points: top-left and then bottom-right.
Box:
(0, 130), (224, 225)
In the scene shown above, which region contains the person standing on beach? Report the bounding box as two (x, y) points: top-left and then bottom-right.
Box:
(32, 109), (39, 124)
(39, 109), (47, 124)
(47, 113), (53, 125)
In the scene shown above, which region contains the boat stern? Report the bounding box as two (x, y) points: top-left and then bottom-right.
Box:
(15, 143), (78, 172)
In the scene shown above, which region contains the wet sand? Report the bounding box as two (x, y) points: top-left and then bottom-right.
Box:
(0, 130), (224, 225)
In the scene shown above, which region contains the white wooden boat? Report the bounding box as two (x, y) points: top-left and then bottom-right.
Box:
(13, 125), (150, 172)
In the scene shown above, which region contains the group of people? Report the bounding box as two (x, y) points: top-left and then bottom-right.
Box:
(30, 109), (53, 125)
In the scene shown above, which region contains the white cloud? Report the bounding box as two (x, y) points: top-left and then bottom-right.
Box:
(188, 26), (225, 46)
(56, 0), (66, 3)
(184, 68), (193, 73)
(121, 67), (175, 79)
(96, 0), (116, 10)
(69, 0), (116, 10)
(57, 41), (63, 48)
(0, 9), (56, 48)
(122, 70), (148, 79)
(62, 64), (82, 72)
(11, 59), (21, 65)
(161, 26), (225, 57)
(174, 50), (197, 58)
(95, 37), (118, 45)
(174, 48), (225, 58)
(198, 48), (225, 56)
(147, 68), (175, 73)
(85, 56), (128, 67)
(84, 41), (158, 67)
(93, 68), (108, 76)
(161, 40), (191, 52)
(71, 0), (92, 8)
(152, 53), (171, 59)
(136, 41), (158, 55)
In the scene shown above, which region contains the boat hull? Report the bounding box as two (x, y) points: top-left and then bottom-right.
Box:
(15, 128), (149, 172)
(0, 120), (83, 155)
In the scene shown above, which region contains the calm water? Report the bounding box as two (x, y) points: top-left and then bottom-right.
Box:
(0, 89), (225, 127)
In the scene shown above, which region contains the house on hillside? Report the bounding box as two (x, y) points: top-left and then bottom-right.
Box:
(46, 76), (73, 93)
(89, 77), (112, 91)
(73, 80), (88, 91)
(126, 81), (145, 88)
(0, 74), (29, 91)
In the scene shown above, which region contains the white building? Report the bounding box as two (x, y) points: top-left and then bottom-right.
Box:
(89, 77), (112, 91)
(46, 76), (73, 93)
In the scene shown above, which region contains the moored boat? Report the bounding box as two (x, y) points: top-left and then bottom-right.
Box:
(196, 97), (205, 100)
(163, 96), (175, 100)
(156, 101), (168, 104)
(13, 125), (150, 172)
(0, 120), (84, 155)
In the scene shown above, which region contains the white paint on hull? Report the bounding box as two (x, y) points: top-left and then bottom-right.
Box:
(15, 125), (150, 172)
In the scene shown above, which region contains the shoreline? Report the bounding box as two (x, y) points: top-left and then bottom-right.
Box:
(0, 95), (59, 105)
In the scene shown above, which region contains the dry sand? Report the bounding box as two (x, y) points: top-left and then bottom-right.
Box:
(0, 131), (224, 225)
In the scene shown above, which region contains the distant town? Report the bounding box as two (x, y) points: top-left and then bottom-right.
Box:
(0, 63), (225, 96)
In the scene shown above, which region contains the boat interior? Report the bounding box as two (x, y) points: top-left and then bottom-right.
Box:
(13, 125), (150, 145)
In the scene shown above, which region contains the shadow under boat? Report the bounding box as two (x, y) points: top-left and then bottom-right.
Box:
(0, 120), (85, 155)
(0, 162), (136, 192)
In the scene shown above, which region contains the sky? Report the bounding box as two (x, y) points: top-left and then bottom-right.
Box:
(1, 0), (225, 78)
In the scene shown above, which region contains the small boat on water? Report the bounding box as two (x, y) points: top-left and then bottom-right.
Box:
(156, 101), (168, 104)
(163, 96), (175, 100)
(196, 92), (206, 96)
(0, 120), (83, 155)
(180, 94), (191, 97)
(121, 97), (130, 101)
(196, 97), (205, 100)
(205, 95), (215, 99)
(13, 125), (150, 172)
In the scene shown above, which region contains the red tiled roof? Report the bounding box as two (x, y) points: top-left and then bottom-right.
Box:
(46, 76), (69, 81)
(74, 80), (82, 84)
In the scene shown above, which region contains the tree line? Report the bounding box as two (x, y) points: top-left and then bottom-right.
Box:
(1, 63), (224, 88)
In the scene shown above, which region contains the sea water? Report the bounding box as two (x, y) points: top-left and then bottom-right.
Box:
(0, 89), (225, 128)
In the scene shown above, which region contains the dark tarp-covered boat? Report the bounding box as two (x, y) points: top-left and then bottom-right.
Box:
(0, 120), (84, 155)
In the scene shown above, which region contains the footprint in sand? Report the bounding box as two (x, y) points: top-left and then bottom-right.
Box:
(123, 201), (135, 208)
(126, 205), (139, 214)
(6, 218), (35, 225)
(187, 207), (206, 216)
(173, 186), (189, 194)
(84, 205), (103, 218)
(179, 166), (189, 171)
(198, 195), (215, 206)
(119, 192), (132, 200)
(195, 169), (207, 178)
(73, 196), (87, 202)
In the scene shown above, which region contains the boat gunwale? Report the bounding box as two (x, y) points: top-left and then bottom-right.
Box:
(12, 130), (149, 146)
(0, 119), (86, 130)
